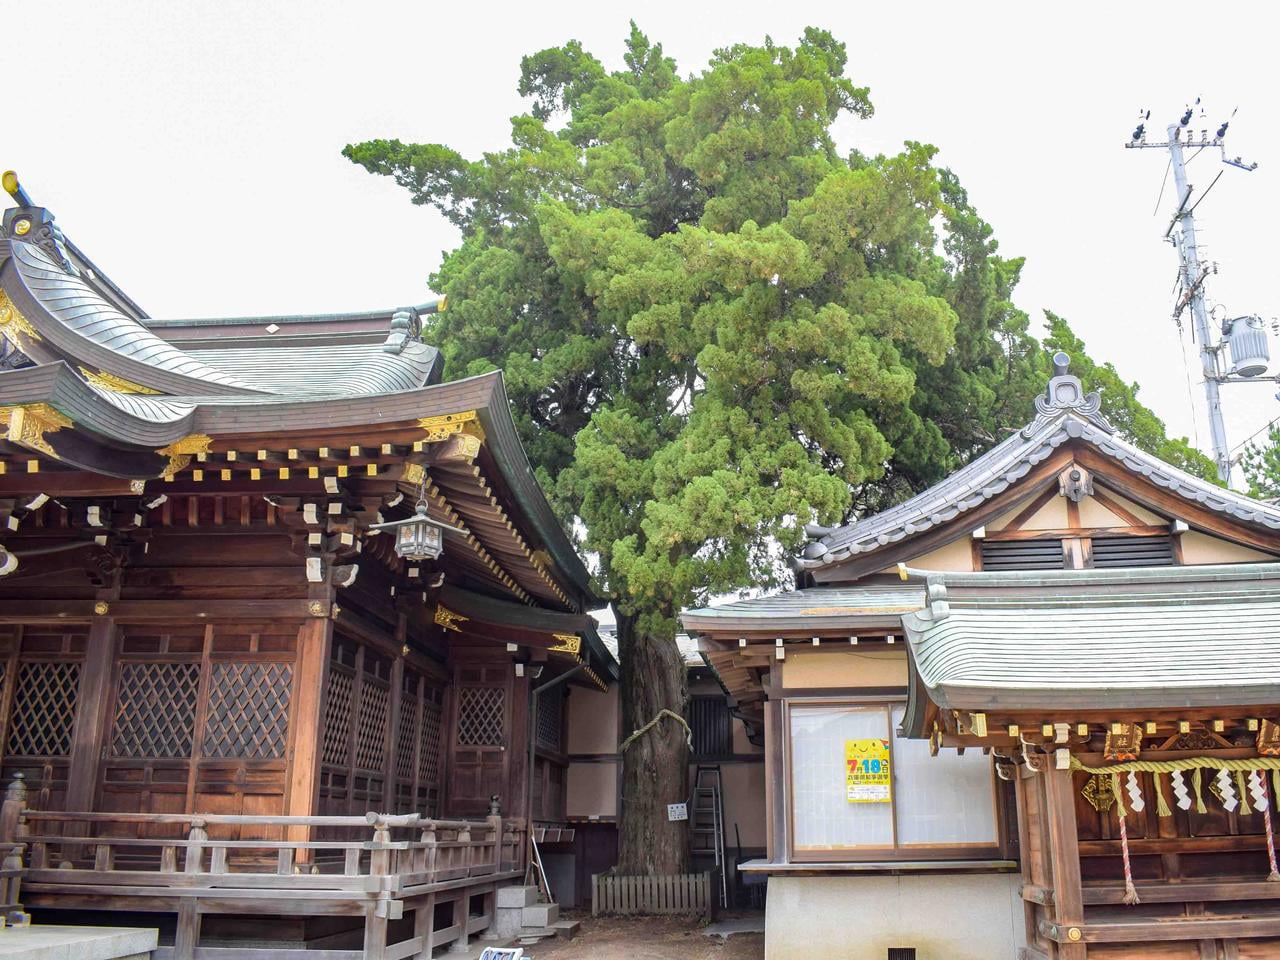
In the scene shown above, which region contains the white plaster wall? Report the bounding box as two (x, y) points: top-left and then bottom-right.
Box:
(765, 873), (1025, 960)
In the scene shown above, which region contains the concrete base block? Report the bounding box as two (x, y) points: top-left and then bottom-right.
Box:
(520, 903), (559, 928)
(765, 873), (1024, 960)
(490, 905), (526, 940)
(0, 924), (159, 959)
(495, 885), (539, 908)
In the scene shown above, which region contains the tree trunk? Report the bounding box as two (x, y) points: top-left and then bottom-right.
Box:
(615, 607), (690, 876)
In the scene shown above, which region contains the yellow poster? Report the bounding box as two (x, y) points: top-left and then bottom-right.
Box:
(845, 739), (891, 803)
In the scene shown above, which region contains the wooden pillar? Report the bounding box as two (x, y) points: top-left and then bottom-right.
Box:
(1043, 765), (1087, 958)
(413, 892), (436, 959)
(65, 616), (116, 812)
(508, 671), (530, 822)
(384, 613), (407, 813)
(286, 617), (330, 821)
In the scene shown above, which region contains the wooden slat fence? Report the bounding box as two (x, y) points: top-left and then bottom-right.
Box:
(591, 871), (716, 917)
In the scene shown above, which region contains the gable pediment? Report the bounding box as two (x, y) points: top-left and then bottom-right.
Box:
(802, 361), (1280, 584)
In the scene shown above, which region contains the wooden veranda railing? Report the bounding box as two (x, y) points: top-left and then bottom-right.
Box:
(0, 776), (525, 959)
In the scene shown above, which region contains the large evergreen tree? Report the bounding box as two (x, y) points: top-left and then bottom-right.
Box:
(345, 24), (1215, 875)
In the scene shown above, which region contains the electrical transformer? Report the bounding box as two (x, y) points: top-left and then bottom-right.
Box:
(1226, 315), (1270, 377)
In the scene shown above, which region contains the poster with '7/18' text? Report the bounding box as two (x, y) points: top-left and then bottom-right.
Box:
(845, 739), (891, 803)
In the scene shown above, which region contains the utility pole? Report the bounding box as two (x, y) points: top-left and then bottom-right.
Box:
(1126, 104), (1264, 485)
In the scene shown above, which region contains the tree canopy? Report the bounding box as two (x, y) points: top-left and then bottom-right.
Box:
(1241, 424), (1280, 499)
(346, 24), (1214, 636)
(346, 23), (1218, 873)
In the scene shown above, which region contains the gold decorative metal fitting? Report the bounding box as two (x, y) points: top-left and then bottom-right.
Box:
(0, 404), (72, 457)
(156, 434), (214, 481)
(401, 462), (426, 486)
(1067, 928), (1082, 942)
(93, 601), (109, 616)
(549, 633), (582, 656)
(419, 410), (484, 444)
(12, 219), (30, 237)
(78, 367), (160, 395)
(0, 290), (39, 349)
(433, 605), (468, 633)
(307, 600), (326, 617)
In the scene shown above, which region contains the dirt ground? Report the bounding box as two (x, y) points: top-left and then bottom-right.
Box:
(520, 913), (764, 960)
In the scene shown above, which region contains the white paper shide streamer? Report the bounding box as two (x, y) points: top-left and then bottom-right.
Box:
(1171, 769), (1192, 811)
(1216, 767), (1238, 812)
(1126, 771), (1145, 813)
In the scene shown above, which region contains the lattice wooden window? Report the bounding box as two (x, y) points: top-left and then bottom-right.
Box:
(536, 692), (563, 752)
(457, 687), (505, 747)
(111, 662), (200, 758)
(420, 691), (443, 784)
(202, 662), (292, 760)
(323, 667), (354, 767)
(396, 695), (419, 781)
(6, 661), (80, 757)
(355, 680), (389, 771)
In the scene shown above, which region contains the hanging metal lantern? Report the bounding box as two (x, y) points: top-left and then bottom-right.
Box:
(369, 482), (444, 561)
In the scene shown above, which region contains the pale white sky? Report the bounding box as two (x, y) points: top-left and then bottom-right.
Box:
(7, 1), (1279, 475)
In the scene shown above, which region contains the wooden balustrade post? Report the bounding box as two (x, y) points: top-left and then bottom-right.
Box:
(184, 819), (207, 874)
(485, 814), (501, 875)
(423, 824), (438, 881)
(0, 774), (27, 845)
(364, 814), (392, 960)
(457, 824), (472, 878)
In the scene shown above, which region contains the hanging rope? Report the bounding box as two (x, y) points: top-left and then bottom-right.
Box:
(1154, 772), (1172, 819)
(1110, 773), (1140, 905)
(1264, 777), (1280, 883)
(618, 708), (693, 753)
(1070, 755), (1280, 776)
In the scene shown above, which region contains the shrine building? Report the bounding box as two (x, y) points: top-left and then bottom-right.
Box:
(0, 171), (623, 957)
(684, 355), (1280, 959)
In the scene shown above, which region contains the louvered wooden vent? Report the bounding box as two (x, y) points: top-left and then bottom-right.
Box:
(1091, 534), (1175, 568)
(689, 695), (733, 759)
(887, 949), (917, 960)
(980, 538), (1065, 571)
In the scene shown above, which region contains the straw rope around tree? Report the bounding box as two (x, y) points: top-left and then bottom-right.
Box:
(1069, 755), (1280, 904)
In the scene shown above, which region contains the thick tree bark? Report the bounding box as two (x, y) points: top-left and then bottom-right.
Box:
(615, 607), (691, 876)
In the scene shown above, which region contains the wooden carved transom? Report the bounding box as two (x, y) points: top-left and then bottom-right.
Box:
(6, 661), (80, 757)
(457, 686), (505, 747)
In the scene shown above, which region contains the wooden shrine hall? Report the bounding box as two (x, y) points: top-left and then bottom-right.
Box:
(0, 172), (616, 957)
(683, 354), (1280, 959)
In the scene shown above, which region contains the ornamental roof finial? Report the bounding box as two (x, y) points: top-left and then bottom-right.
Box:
(1024, 351), (1116, 436)
(1, 171), (77, 275)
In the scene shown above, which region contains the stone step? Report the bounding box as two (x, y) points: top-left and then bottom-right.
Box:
(551, 919), (580, 940)
(520, 902), (559, 927)
(496, 885), (540, 909)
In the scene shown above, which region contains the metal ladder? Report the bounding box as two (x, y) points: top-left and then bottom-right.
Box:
(692, 765), (727, 908)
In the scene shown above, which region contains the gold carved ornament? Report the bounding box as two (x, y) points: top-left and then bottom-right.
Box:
(418, 411), (485, 459)
(0, 403), (72, 457)
(78, 367), (160, 395)
(548, 633), (582, 656)
(434, 605), (468, 633)
(1081, 774), (1116, 812)
(0, 290), (40, 351)
(155, 434), (214, 481)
